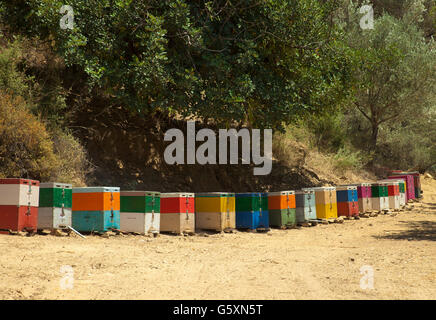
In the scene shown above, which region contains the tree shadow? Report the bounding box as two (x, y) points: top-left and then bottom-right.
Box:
(373, 220), (436, 242)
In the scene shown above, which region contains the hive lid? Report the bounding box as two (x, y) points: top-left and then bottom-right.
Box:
(40, 182), (72, 189)
(371, 182), (388, 186)
(235, 192), (268, 197)
(377, 180), (399, 185)
(385, 179), (405, 184)
(0, 178), (39, 186)
(160, 192), (195, 198)
(336, 185), (358, 191)
(268, 191), (295, 196)
(295, 189), (315, 195)
(345, 183), (371, 187)
(195, 192), (235, 197)
(310, 186), (336, 191)
(120, 191), (160, 196)
(73, 187), (120, 193)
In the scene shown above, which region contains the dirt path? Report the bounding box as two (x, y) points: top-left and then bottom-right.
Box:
(1, 176), (435, 300)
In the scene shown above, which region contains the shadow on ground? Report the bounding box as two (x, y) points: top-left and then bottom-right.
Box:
(374, 220), (436, 241)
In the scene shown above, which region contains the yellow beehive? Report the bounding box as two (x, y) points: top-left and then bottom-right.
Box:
(312, 187), (337, 219)
(195, 192), (236, 232)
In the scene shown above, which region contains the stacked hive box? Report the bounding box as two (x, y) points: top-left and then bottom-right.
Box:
(371, 182), (389, 211)
(336, 186), (359, 217)
(0, 178), (39, 233)
(388, 174), (415, 202)
(312, 187), (337, 219)
(410, 172), (422, 198)
(160, 193), (195, 234)
(72, 187), (120, 233)
(38, 182), (72, 230)
(268, 191), (296, 228)
(392, 171), (421, 199)
(195, 192), (235, 232)
(235, 193), (269, 230)
(378, 180), (400, 210)
(120, 191), (160, 235)
(295, 189), (317, 223)
(348, 183), (372, 213)
(389, 179), (406, 207)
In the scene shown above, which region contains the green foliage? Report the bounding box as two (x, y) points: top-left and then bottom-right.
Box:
(0, 91), (90, 184)
(1, 0), (354, 130)
(345, 3), (436, 150)
(0, 39), (32, 99)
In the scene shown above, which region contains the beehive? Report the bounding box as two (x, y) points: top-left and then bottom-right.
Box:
(0, 178), (39, 233)
(336, 186), (359, 217)
(371, 183), (389, 211)
(312, 187), (337, 219)
(389, 179), (407, 207)
(388, 175), (415, 202)
(195, 192), (235, 232)
(410, 172), (422, 198)
(268, 191), (296, 228)
(72, 187), (120, 233)
(378, 180), (400, 210)
(347, 183), (372, 213)
(120, 191), (160, 235)
(160, 193), (195, 234)
(235, 193), (269, 230)
(38, 182), (72, 230)
(295, 189), (317, 223)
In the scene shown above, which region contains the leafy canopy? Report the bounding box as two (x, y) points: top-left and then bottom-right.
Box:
(1, 0), (354, 130)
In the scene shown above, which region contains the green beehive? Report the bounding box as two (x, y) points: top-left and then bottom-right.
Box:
(39, 182), (72, 208)
(371, 184), (388, 198)
(235, 193), (268, 212)
(399, 182), (405, 193)
(268, 208), (296, 227)
(120, 191), (160, 213)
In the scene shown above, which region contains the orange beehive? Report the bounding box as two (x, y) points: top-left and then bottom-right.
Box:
(268, 191), (295, 210)
(72, 188), (120, 211)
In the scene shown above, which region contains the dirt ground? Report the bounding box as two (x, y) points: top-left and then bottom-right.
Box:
(0, 176), (435, 300)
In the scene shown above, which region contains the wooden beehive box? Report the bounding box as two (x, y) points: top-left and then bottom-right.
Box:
(347, 183), (372, 213)
(390, 171), (421, 199)
(120, 191), (160, 235)
(235, 193), (269, 230)
(0, 178), (39, 233)
(388, 175), (415, 201)
(378, 180), (400, 210)
(267, 191), (296, 228)
(336, 186), (359, 217)
(195, 192), (235, 232)
(312, 187), (337, 219)
(38, 182), (72, 230)
(371, 183), (389, 211)
(296, 189), (317, 223)
(160, 193), (195, 234)
(0, 178), (40, 207)
(72, 187), (120, 233)
(389, 179), (407, 206)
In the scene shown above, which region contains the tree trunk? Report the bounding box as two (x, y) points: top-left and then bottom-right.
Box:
(371, 121), (379, 149)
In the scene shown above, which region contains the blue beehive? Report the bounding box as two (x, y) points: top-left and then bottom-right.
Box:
(296, 189), (317, 223)
(336, 187), (358, 203)
(235, 193), (269, 230)
(72, 210), (120, 232)
(72, 186), (120, 233)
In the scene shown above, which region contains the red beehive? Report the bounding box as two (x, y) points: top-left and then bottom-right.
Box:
(160, 193), (195, 214)
(0, 178), (40, 233)
(160, 193), (195, 234)
(337, 201), (359, 217)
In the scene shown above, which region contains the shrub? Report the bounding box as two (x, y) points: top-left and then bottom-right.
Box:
(0, 92), (91, 184)
(0, 92), (59, 180)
